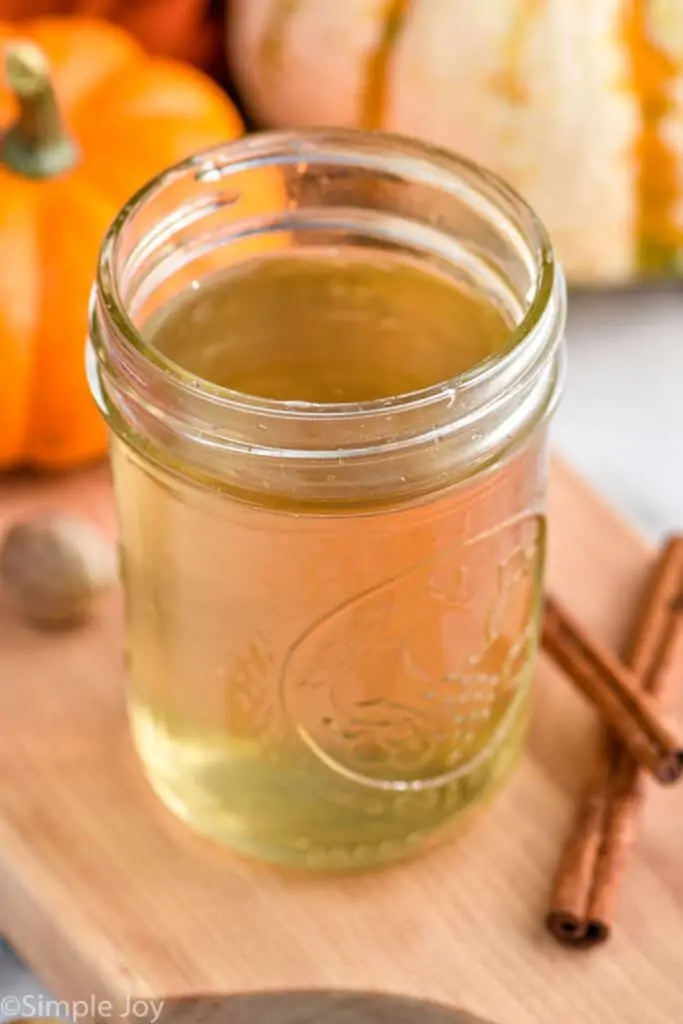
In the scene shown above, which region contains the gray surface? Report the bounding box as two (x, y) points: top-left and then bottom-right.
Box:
(0, 941), (51, 1013)
(1, 287), (682, 1008)
(554, 287), (683, 542)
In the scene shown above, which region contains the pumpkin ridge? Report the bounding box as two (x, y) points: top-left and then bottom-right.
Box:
(259, 0), (305, 70)
(490, 0), (543, 104)
(70, 52), (144, 127)
(0, 176), (39, 468)
(361, 0), (411, 130)
(25, 173), (113, 467)
(627, 0), (680, 272)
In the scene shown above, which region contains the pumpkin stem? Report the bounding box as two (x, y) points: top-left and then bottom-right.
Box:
(1, 41), (79, 179)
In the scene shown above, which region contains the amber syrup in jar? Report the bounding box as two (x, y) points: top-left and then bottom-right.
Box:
(89, 130), (566, 868)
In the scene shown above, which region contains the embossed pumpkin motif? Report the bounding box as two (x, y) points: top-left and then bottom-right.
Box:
(228, 0), (683, 284)
(282, 515), (541, 788)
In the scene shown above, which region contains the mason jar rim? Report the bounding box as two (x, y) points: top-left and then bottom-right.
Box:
(94, 126), (559, 424)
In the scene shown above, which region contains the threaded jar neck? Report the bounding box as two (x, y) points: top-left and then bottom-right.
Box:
(88, 129), (566, 505)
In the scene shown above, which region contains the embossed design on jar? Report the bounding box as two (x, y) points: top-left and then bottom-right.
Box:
(228, 636), (281, 741)
(281, 515), (542, 790)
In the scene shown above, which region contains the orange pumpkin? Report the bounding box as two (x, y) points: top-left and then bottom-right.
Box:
(1, 1), (220, 68)
(0, 17), (244, 470)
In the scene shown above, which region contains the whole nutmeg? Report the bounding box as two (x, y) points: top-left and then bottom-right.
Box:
(0, 512), (117, 629)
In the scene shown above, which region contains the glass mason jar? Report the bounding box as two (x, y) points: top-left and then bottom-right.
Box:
(88, 128), (567, 870)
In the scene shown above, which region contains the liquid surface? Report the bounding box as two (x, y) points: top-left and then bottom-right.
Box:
(119, 250), (544, 868)
(148, 250), (511, 401)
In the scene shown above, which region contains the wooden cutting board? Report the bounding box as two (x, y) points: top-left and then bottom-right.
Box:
(0, 456), (681, 1024)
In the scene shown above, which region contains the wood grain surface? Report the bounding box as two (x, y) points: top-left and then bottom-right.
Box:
(0, 456), (681, 1024)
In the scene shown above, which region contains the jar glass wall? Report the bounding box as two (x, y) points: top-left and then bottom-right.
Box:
(88, 129), (566, 869)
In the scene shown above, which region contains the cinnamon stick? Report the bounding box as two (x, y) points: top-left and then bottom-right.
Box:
(543, 592), (683, 784)
(545, 744), (613, 944)
(546, 536), (683, 947)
